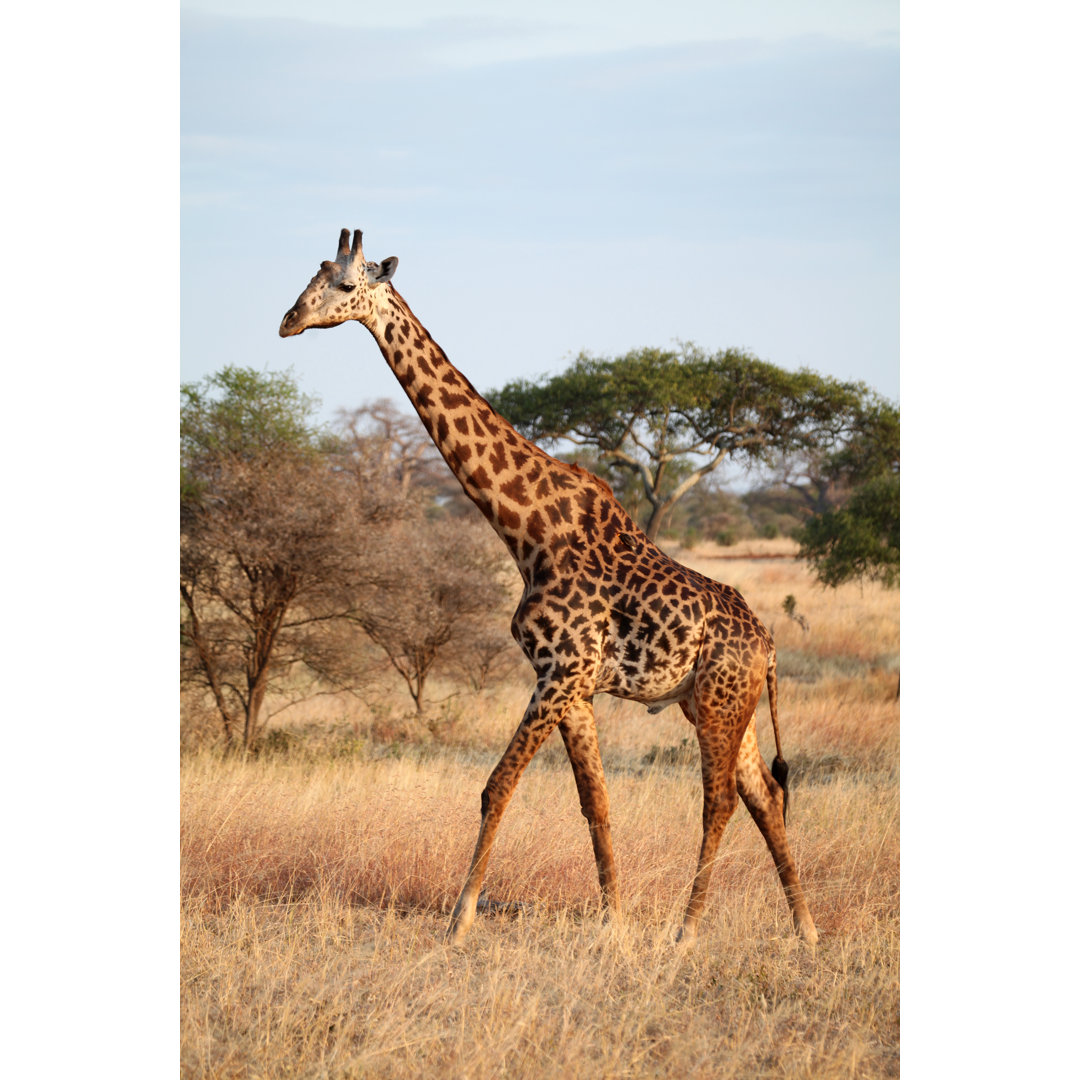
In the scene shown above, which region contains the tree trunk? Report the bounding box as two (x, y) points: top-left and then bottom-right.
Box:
(181, 585), (240, 747)
(412, 671), (426, 718)
(641, 463), (714, 540)
(244, 679), (267, 754)
(644, 502), (670, 540)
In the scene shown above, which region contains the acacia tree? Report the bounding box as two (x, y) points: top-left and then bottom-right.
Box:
(336, 399), (447, 498)
(181, 367), (403, 752)
(795, 399), (900, 588)
(797, 473), (899, 588)
(488, 344), (876, 538)
(774, 397), (900, 514)
(349, 516), (514, 716)
(336, 399), (479, 519)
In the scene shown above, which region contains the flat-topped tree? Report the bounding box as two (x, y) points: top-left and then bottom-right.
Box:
(488, 345), (874, 540)
(279, 229), (818, 947)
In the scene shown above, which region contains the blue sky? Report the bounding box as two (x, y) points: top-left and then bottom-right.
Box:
(181, 1), (899, 429)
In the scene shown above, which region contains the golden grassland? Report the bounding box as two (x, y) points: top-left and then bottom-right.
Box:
(181, 541), (899, 1078)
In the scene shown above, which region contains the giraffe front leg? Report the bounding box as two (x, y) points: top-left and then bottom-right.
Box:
(446, 791), (505, 945)
(558, 701), (619, 918)
(447, 687), (566, 946)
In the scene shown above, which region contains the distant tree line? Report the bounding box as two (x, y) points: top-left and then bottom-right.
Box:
(181, 351), (897, 750)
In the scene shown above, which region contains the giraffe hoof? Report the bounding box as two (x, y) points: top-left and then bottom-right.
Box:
(674, 924), (697, 949)
(446, 906), (476, 947)
(600, 905), (622, 927)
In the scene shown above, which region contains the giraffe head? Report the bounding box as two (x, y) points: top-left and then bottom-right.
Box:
(279, 228), (398, 337)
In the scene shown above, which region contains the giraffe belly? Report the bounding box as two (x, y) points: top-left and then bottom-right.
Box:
(620, 667), (698, 711)
(595, 615), (701, 705)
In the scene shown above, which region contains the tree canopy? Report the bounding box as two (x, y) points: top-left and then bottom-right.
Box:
(181, 366), (326, 491)
(488, 344), (882, 538)
(795, 398), (900, 588)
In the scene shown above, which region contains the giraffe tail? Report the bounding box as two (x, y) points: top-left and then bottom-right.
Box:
(767, 649), (789, 824)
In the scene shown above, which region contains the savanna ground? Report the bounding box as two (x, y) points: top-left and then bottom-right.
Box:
(181, 539), (899, 1079)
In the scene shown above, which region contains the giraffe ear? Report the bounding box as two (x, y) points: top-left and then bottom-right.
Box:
(366, 257), (398, 284)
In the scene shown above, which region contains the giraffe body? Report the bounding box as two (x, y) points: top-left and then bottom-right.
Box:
(280, 230), (818, 946)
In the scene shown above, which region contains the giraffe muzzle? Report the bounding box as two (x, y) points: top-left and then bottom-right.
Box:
(279, 309), (304, 337)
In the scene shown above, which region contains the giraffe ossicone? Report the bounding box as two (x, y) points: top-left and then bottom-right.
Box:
(280, 228), (818, 947)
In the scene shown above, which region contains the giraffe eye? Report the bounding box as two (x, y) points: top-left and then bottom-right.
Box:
(337, 282), (356, 293)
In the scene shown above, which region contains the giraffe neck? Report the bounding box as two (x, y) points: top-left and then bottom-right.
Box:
(364, 287), (583, 569)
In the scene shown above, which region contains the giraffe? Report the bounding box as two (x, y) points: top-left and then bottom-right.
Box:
(280, 229), (818, 947)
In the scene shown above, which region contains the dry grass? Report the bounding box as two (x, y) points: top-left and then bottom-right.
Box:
(181, 546), (899, 1078)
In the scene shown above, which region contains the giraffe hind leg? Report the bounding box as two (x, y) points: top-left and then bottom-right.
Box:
(676, 699), (744, 946)
(735, 720), (818, 944)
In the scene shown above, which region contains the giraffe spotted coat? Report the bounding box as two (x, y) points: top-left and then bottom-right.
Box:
(280, 229), (818, 946)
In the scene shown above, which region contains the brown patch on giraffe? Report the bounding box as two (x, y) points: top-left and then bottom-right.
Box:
(477, 408), (501, 436)
(451, 393), (481, 412)
(498, 505), (521, 531)
(544, 503), (565, 526)
(489, 442), (509, 475)
(500, 475), (530, 506)
(526, 510), (546, 544)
